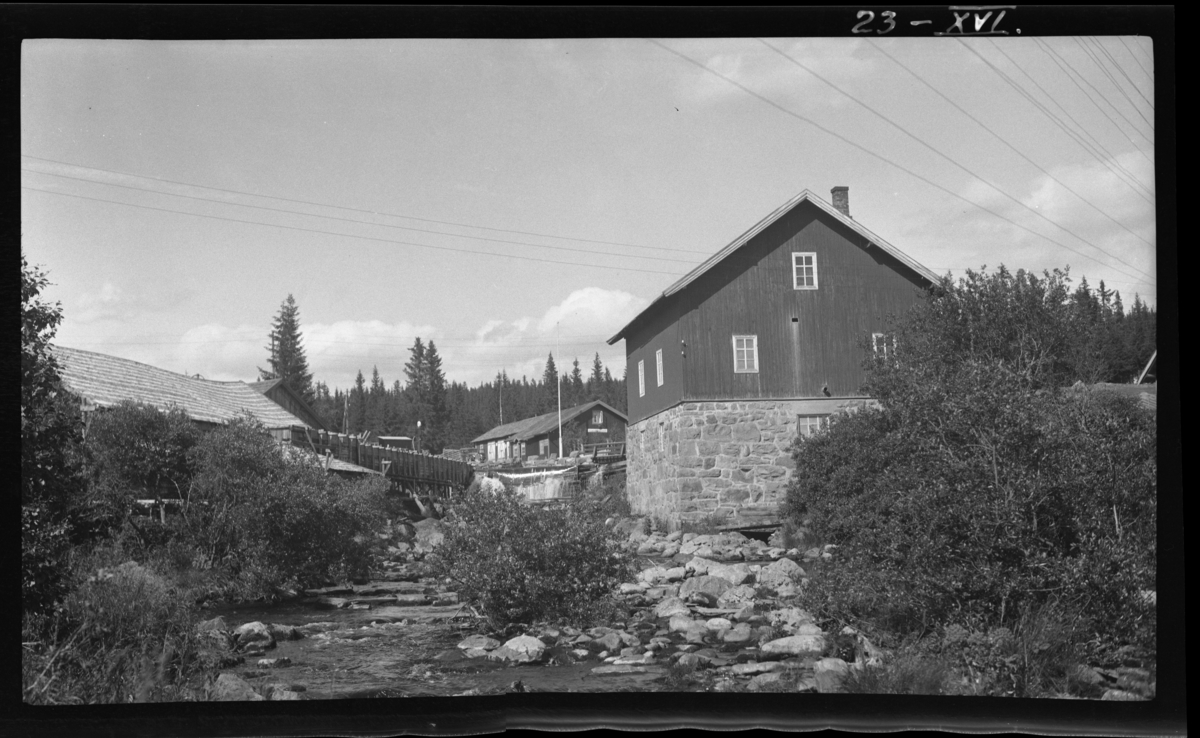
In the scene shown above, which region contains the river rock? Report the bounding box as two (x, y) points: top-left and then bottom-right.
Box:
(722, 623), (755, 644)
(457, 634), (501, 651)
(705, 617), (733, 632)
(768, 607), (815, 632)
(266, 624), (303, 641)
(257, 657), (292, 668)
(668, 614), (695, 633)
(679, 575), (732, 601)
(746, 672), (786, 691)
(761, 635), (826, 657)
(684, 557), (716, 575)
(638, 566), (668, 584)
(654, 597), (690, 618)
(233, 622), (275, 650)
(756, 558), (806, 591)
(717, 585), (757, 609)
(212, 673), (265, 701)
(732, 661), (782, 676)
(488, 635), (547, 664)
(814, 657), (850, 693)
(705, 562), (752, 586)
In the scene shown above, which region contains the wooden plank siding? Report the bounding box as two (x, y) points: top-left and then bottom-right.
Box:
(625, 299), (684, 424)
(625, 202), (929, 422)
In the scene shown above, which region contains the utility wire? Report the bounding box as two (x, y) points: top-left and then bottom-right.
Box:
(985, 41), (1154, 200)
(1115, 36), (1153, 82)
(21, 154), (710, 256)
(21, 168), (698, 266)
(22, 186), (690, 277)
(1091, 37), (1154, 110)
(758, 39), (1154, 283)
(960, 40), (1154, 203)
(1079, 38), (1154, 130)
(646, 40), (1154, 287)
(1032, 38), (1154, 153)
(869, 40), (1154, 254)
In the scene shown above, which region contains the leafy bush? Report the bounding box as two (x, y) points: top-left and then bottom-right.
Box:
(23, 546), (205, 704)
(432, 485), (633, 628)
(782, 267), (1157, 683)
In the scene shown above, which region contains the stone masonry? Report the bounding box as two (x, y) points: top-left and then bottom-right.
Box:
(626, 399), (868, 530)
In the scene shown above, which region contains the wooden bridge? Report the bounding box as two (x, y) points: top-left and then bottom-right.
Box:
(271, 425), (475, 498)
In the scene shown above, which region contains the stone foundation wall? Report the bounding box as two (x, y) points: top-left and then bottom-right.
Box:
(626, 399), (868, 530)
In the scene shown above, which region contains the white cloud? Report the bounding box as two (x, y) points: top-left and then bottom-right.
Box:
(73, 282), (131, 323)
(442, 287), (649, 386)
(900, 150), (1157, 303)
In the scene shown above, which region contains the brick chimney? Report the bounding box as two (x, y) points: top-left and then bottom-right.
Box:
(831, 186), (850, 218)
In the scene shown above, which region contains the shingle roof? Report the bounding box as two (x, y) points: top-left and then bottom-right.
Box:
(608, 189), (941, 344)
(470, 400), (628, 444)
(52, 345), (311, 428)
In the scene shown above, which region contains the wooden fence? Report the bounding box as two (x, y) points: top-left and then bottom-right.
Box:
(272, 425), (475, 497)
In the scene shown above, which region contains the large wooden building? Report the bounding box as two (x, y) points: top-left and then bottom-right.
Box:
(607, 187), (939, 529)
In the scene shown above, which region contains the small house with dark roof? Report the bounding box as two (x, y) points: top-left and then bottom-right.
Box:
(470, 400), (627, 462)
(605, 187), (939, 530)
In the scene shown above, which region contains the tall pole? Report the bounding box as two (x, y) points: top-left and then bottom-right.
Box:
(556, 324), (563, 459)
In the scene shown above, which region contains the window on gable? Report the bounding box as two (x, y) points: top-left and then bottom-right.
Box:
(793, 252), (818, 290)
(656, 348), (664, 387)
(797, 414), (830, 438)
(592, 409), (603, 425)
(733, 335), (759, 373)
(638, 360), (645, 397)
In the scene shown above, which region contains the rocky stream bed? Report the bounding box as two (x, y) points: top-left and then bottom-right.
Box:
(195, 520), (1153, 701)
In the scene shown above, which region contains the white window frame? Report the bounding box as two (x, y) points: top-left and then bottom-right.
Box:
(656, 348), (664, 387)
(792, 252), (818, 290)
(732, 335), (759, 373)
(591, 409), (603, 424)
(873, 332), (895, 360)
(797, 414), (830, 438)
(638, 360), (645, 397)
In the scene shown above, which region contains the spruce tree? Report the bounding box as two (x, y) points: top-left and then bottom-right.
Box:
(542, 353), (559, 414)
(423, 341), (448, 452)
(259, 294), (315, 404)
(588, 353), (605, 400)
(569, 357), (585, 407)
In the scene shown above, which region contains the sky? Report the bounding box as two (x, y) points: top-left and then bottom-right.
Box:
(20, 36), (1158, 390)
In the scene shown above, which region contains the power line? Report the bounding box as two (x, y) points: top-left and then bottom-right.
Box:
(21, 167), (698, 265)
(960, 41), (1155, 203)
(1115, 36), (1153, 82)
(21, 154), (712, 257)
(984, 40), (1155, 200)
(1078, 38), (1154, 130)
(646, 40), (1155, 288)
(758, 39), (1155, 283)
(22, 186), (691, 277)
(1090, 37), (1154, 110)
(869, 40), (1154, 255)
(1032, 39), (1154, 154)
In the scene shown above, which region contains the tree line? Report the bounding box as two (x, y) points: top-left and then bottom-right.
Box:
(259, 295), (627, 453)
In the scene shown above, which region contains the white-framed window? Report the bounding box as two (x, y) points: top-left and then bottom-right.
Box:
(638, 360), (645, 397)
(733, 335), (759, 373)
(656, 348), (664, 387)
(797, 414), (830, 438)
(592, 409), (603, 424)
(792, 252), (818, 290)
(873, 332), (895, 360)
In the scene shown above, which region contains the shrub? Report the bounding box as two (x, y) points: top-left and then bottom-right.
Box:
(432, 485), (633, 628)
(782, 267), (1156, 682)
(23, 546), (205, 704)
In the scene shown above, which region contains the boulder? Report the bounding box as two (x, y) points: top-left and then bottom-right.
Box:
(257, 657), (292, 668)
(655, 597), (690, 619)
(722, 623), (755, 644)
(732, 661), (782, 676)
(705, 617), (733, 632)
(767, 607), (815, 632)
(679, 575), (733, 601)
(761, 635), (826, 657)
(457, 634), (501, 651)
(716, 585), (757, 609)
(638, 566), (669, 584)
(211, 673), (265, 701)
(664, 567), (687, 582)
(746, 672), (786, 691)
(756, 558), (806, 591)
(233, 622), (275, 650)
(684, 557), (716, 575)
(668, 614), (695, 634)
(266, 624), (303, 642)
(705, 562), (753, 586)
(488, 635), (546, 664)
(814, 657), (851, 693)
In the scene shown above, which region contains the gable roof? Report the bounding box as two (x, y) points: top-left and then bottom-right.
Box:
(248, 377), (328, 431)
(471, 400), (628, 445)
(52, 345), (311, 429)
(608, 189), (941, 344)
